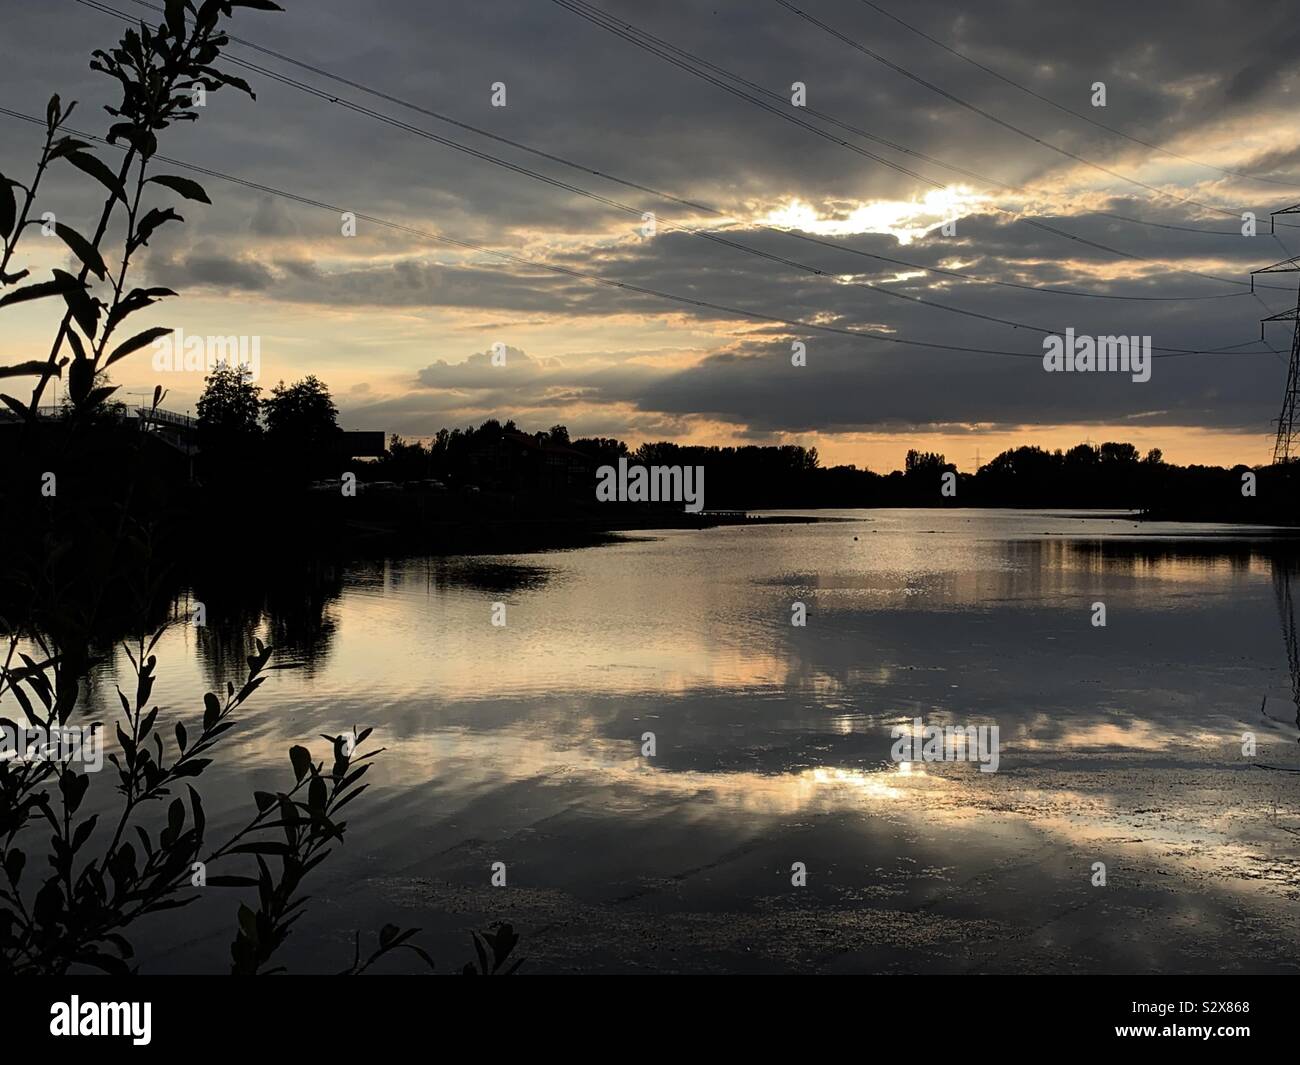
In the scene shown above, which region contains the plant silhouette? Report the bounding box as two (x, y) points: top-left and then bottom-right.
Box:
(0, 0), (519, 976)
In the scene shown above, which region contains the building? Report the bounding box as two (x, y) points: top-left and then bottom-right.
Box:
(469, 430), (595, 497)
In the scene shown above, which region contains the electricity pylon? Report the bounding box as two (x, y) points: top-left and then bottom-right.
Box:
(1252, 252), (1300, 464)
(1270, 201), (1300, 235)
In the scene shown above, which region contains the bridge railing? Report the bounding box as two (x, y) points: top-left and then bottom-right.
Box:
(133, 406), (196, 428)
(0, 406), (196, 427)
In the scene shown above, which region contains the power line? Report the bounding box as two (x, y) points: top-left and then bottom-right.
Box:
(95, 0), (1286, 306)
(210, 46), (1277, 339)
(0, 105), (1272, 362)
(118, 0), (1292, 241)
(572, 0), (1300, 239)
(195, 25), (1297, 337)
(771, 0), (1242, 220)
(548, 0), (1248, 237)
(547, 0), (1298, 296)
(66, 3), (1300, 347)
(855, 0), (1300, 190)
(551, 0), (1299, 238)
(208, 51), (1265, 343)
(216, 50), (1062, 339)
(63, 0), (1266, 364)
(64, 1), (1066, 339)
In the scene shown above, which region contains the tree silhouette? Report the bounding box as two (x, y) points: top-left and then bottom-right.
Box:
(263, 375), (340, 480)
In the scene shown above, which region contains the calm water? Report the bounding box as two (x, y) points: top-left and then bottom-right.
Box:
(77, 509), (1300, 973)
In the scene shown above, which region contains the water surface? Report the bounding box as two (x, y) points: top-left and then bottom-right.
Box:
(78, 509), (1300, 973)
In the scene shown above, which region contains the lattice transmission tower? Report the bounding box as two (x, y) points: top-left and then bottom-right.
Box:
(1252, 229), (1300, 464)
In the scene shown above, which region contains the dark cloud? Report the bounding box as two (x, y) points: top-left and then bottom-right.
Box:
(151, 244), (277, 291)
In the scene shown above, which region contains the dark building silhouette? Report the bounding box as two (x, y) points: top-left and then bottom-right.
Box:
(469, 429), (595, 497)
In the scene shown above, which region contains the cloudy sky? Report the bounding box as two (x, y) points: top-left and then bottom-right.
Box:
(4, 0), (1300, 469)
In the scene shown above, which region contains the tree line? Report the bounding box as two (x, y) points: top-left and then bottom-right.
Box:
(189, 367), (1296, 519)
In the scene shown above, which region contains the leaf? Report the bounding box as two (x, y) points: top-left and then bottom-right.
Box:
(0, 173), (15, 240)
(289, 745), (311, 782)
(167, 797), (185, 840)
(104, 286), (176, 335)
(55, 269), (99, 341)
(84, 385), (118, 409)
(105, 326), (171, 369)
(0, 393), (29, 421)
(65, 329), (87, 362)
(55, 673), (78, 727)
(175, 720), (187, 752)
(18, 657), (52, 709)
(340, 763), (370, 789)
(105, 122), (144, 151)
(146, 625), (167, 655)
(307, 774), (326, 814)
(53, 222), (107, 280)
(61, 150), (126, 203)
(131, 207), (182, 249)
(188, 784), (206, 839)
(115, 721), (136, 762)
(7, 680), (40, 729)
(0, 361), (58, 380)
(147, 174), (211, 204)
(32, 882), (64, 927)
(331, 783), (368, 814)
(202, 691), (221, 731)
(486, 923), (519, 969)
(59, 769), (90, 815)
(66, 354), (94, 405)
(164, 0), (187, 39)
(197, 65), (257, 98)
(3, 849), (25, 885)
(46, 137), (91, 161)
(72, 814), (98, 850)
(0, 272), (81, 310)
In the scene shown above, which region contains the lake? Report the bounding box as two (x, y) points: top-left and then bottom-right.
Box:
(74, 509), (1300, 973)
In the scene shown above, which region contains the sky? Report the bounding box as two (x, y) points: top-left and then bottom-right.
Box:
(3, 0), (1300, 471)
